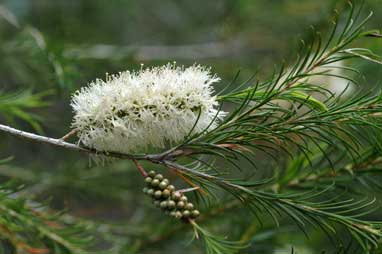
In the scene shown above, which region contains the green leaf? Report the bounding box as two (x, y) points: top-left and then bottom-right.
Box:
(282, 90), (328, 112)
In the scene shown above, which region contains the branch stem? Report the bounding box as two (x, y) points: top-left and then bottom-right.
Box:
(0, 123), (179, 162)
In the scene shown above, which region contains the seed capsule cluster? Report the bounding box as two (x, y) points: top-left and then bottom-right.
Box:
(143, 171), (200, 220)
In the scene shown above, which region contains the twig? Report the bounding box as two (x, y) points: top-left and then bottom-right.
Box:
(60, 129), (78, 141)
(167, 163), (208, 195)
(0, 123), (183, 163)
(0, 123), (247, 194)
(132, 159), (148, 177)
(0, 123), (89, 153)
(0, 123), (258, 191)
(176, 186), (200, 194)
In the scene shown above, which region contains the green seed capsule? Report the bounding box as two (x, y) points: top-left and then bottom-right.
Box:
(151, 179), (160, 187)
(148, 171), (156, 177)
(144, 177), (153, 184)
(153, 200), (161, 207)
(177, 201), (185, 209)
(154, 190), (162, 199)
(182, 210), (191, 218)
(142, 187), (148, 194)
(167, 200), (176, 209)
(167, 185), (175, 192)
(154, 174), (164, 181)
(185, 203), (194, 210)
(180, 196), (188, 202)
(172, 192), (181, 201)
(170, 211), (176, 217)
(160, 201), (168, 209)
(175, 211), (183, 219)
(159, 181), (168, 190)
(191, 210), (200, 218)
(147, 189), (154, 196)
(162, 189), (171, 198)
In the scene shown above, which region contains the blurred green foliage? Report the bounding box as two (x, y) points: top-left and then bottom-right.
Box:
(0, 0), (381, 253)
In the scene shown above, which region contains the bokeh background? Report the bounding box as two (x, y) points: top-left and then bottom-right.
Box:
(0, 1), (381, 253)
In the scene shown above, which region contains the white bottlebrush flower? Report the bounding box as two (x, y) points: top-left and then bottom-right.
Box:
(71, 63), (225, 154)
